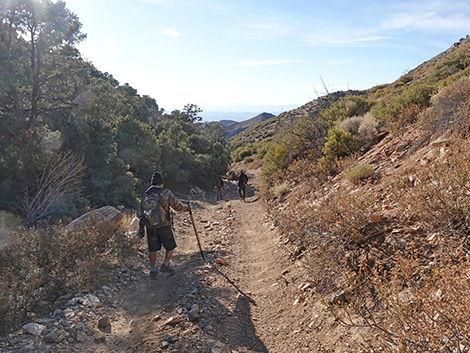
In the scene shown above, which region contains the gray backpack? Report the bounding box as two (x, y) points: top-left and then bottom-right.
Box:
(141, 190), (167, 229)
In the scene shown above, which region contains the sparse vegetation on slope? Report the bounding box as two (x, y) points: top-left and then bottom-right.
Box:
(258, 36), (470, 351)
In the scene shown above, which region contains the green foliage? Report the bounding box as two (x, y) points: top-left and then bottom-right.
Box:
(0, 1), (230, 224)
(231, 143), (258, 162)
(435, 49), (470, 80)
(322, 128), (357, 160)
(371, 83), (436, 126)
(319, 95), (371, 128)
(318, 128), (357, 174)
(345, 164), (375, 184)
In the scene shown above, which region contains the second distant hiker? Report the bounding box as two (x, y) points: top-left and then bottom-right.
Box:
(216, 175), (224, 201)
(237, 170), (248, 201)
(139, 171), (189, 278)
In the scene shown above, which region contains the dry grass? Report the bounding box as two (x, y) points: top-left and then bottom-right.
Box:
(0, 218), (138, 332)
(265, 136), (470, 351)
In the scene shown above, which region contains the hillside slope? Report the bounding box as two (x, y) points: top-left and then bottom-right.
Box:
(225, 112), (275, 139)
(229, 90), (367, 148)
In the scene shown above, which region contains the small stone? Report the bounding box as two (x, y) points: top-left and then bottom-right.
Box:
(35, 317), (55, 324)
(98, 316), (111, 328)
(76, 331), (87, 342)
(8, 336), (21, 345)
(215, 258), (227, 265)
(44, 329), (61, 343)
(370, 213), (383, 223)
(94, 335), (106, 344)
(152, 315), (162, 322)
(164, 316), (183, 326)
(331, 291), (346, 305)
(188, 305), (200, 322)
(55, 331), (66, 343)
(65, 298), (80, 306)
(55, 293), (73, 304)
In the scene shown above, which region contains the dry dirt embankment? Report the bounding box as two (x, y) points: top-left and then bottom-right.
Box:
(1, 170), (365, 353)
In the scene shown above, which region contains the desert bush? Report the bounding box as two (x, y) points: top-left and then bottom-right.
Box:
(394, 138), (470, 234)
(332, 138), (470, 351)
(319, 95), (371, 128)
(371, 83), (435, 127)
(338, 116), (363, 135)
(345, 164), (374, 184)
(271, 183), (290, 199)
(333, 250), (470, 353)
(357, 112), (379, 142)
(300, 188), (380, 293)
(0, 221), (137, 332)
(231, 143), (258, 162)
(338, 112), (380, 145)
(435, 48), (470, 79)
(318, 128), (358, 174)
(423, 75), (470, 135)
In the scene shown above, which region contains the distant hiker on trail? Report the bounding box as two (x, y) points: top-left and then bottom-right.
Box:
(216, 176), (224, 201)
(138, 171), (189, 278)
(237, 170), (248, 201)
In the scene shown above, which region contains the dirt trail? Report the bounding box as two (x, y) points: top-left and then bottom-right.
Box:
(24, 168), (363, 353)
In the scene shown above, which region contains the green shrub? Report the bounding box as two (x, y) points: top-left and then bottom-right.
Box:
(323, 128), (357, 159)
(371, 83), (435, 126)
(345, 164), (374, 184)
(231, 143), (258, 162)
(318, 128), (357, 174)
(319, 95), (371, 128)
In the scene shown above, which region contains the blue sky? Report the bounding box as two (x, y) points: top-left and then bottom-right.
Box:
(65, 0), (470, 119)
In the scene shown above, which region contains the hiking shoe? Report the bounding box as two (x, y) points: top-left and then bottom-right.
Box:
(149, 270), (158, 279)
(160, 263), (175, 275)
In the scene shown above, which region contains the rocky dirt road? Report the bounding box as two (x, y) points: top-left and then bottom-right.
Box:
(1, 170), (366, 353)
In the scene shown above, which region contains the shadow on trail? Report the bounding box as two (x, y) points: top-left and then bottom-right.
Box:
(209, 263), (256, 305)
(208, 260), (268, 353)
(112, 246), (268, 353)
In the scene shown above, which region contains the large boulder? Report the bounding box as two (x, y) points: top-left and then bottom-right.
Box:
(65, 206), (123, 233)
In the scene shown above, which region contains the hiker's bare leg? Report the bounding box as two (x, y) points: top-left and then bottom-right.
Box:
(149, 251), (157, 268)
(165, 249), (174, 262)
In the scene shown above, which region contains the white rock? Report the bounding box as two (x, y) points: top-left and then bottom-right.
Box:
(23, 323), (46, 336)
(82, 294), (101, 308)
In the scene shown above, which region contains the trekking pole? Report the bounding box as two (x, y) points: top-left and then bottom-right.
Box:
(187, 202), (205, 261)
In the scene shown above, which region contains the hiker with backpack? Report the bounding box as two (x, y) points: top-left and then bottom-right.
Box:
(139, 171), (189, 278)
(237, 170), (248, 201)
(216, 176), (224, 201)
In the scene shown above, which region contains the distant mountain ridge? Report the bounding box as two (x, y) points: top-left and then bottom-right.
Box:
(229, 90), (368, 148)
(225, 112), (276, 138)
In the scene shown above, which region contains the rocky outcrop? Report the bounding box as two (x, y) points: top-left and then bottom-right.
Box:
(64, 206), (123, 233)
